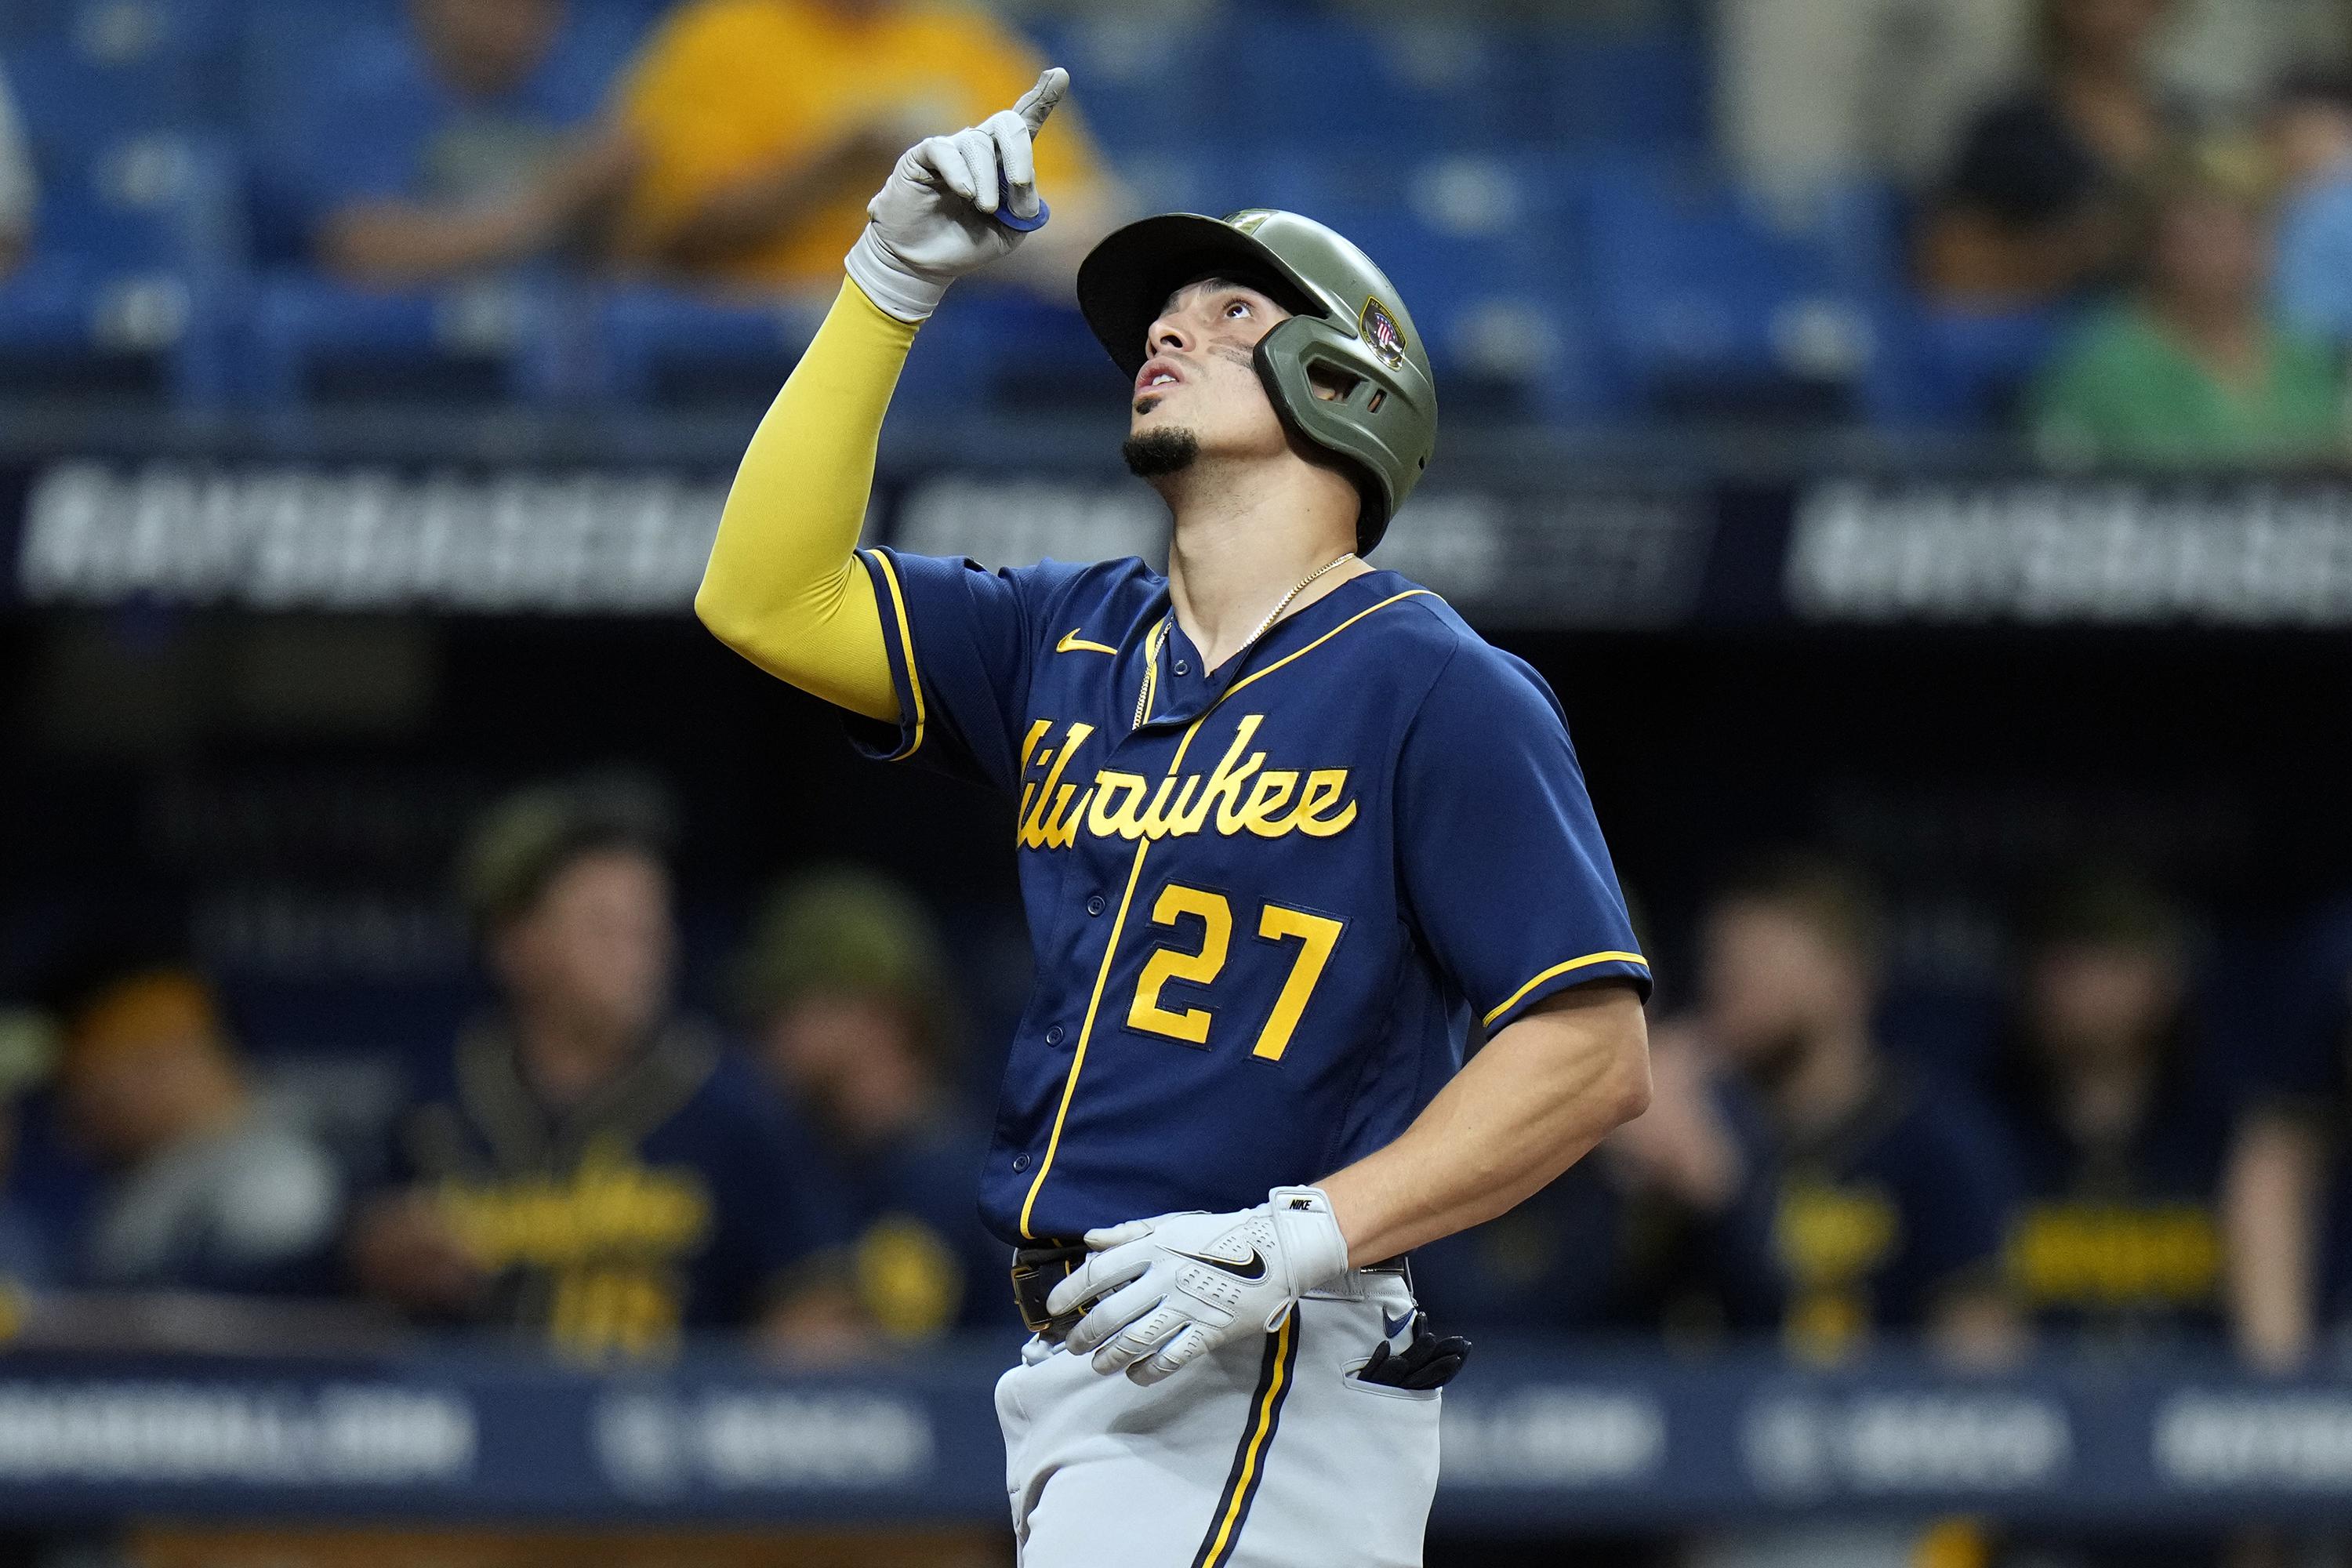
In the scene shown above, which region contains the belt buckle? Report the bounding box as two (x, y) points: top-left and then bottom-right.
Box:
(1011, 1243), (1088, 1338)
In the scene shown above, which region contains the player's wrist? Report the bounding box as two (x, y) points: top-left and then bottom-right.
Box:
(1265, 1185), (1351, 1294)
(844, 229), (949, 323)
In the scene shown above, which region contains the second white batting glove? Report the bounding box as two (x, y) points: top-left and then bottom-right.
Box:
(844, 67), (1067, 323)
(1045, 1186), (1352, 1385)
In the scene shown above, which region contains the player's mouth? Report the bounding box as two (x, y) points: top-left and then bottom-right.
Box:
(1135, 358), (1185, 395)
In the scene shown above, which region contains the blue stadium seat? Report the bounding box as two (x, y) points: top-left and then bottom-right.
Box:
(1258, 152), (1613, 423)
(1582, 161), (1903, 419)
(1868, 301), (2077, 427)
(1541, 29), (1710, 152)
(595, 285), (823, 408)
(0, 132), (243, 404)
(916, 289), (1120, 413)
(1225, 16), (1544, 152)
(245, 274), (577, 406)
(1018, 15), (1222, 159)
(2, 0), (241, 148)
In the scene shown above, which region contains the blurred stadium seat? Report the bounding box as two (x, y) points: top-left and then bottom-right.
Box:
(1261, 150), (1611, 421)
(0, 132), (241, 403)
(245, 273), (578, 406)
(1583, 158), (1903, 420)
(1871, 299), (2078, 427)
(595, 285), (822, 408)
(1541, 26), (1711, 152)
(0, 2), (2024, 429)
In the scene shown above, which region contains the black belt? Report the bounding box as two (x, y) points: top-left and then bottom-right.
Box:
(1010, 1243), (1409, 1341)
(1010, 1243), (1089, 1338)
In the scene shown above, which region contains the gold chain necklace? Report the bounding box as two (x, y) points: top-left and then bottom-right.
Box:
(1133, 553), (1356, 731)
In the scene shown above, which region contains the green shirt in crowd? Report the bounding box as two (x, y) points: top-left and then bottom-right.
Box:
(2030, 302), (2347, 466)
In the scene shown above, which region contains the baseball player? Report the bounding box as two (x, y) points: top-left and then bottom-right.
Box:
(695, 67), (1654, 1567)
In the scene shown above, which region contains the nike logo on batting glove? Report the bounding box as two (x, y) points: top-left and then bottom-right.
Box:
(1167, 1246), (1269, 1283)
(1044, 1187), (1351, 1385)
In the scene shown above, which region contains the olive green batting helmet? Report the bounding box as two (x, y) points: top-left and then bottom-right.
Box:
(1076, 209), (1438, 554)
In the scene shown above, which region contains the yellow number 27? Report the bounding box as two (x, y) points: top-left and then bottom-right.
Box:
(1126, 884), (1345, 1062)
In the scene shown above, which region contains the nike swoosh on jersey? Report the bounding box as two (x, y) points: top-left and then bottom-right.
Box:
(1171, 1246), (1270, 1283)
(1054, 629), (1120, 655)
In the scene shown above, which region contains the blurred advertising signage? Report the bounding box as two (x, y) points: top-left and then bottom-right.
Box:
(1439, 1386), (1668, 1486)
(1741, 1390), (2072, 1501)
(0, 1381), (474, 1486)
(14, 461), (732, 614)
(2153, 1392), (2352, 1492)
(1790, 477), (2352, 626)
(593, 1388), (936, 1497)
(9, 460), (1710, 629)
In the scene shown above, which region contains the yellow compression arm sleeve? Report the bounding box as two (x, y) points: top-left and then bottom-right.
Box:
(693, 279), (917, 723)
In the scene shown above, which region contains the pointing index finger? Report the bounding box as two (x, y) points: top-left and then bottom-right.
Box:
(1014, 67), (1069, 134)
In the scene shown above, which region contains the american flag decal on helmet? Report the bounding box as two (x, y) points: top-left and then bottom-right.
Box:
(1359, 296), (1406, 368)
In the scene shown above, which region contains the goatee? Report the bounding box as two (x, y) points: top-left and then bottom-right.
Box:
(1122, 426), (1200, 478)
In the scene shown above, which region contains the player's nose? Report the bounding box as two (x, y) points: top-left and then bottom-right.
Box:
(1142, 313), (1192, 361)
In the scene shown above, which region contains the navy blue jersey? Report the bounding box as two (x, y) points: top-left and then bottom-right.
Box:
(851, 551), (1648, 1244)
(814, 1112), (1029, 1343)
(1742, 1065), (2020, 1356)
(1989, 1044), (2230, 1341)
(387, 1020), (844, 1356)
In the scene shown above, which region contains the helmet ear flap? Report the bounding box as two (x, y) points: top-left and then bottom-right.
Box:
(1252, 316), (1397, 553)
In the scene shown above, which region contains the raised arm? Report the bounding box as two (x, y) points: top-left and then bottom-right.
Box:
(693, 68), (1071, 721)
(692, 281), (916, 721)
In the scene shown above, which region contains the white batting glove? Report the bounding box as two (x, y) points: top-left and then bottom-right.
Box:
(1045, 1187), (1352, 1385)
(844, 66), (1067, 323)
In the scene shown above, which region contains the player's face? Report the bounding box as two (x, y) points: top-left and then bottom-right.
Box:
(499, 848), (675, 1045)
(1130, 279), (1293, 459)
(1698, 902), (1861, 1072)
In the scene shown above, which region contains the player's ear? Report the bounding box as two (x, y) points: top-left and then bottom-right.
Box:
(1306, 365), (1359, 404)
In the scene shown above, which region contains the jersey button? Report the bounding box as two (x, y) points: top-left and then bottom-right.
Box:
(1085, 895), (1106, 916)
(1173, 659), (1190, 676)
(1012, 1154), (1032, 1172)
(1045, 1025), (1066, 1046)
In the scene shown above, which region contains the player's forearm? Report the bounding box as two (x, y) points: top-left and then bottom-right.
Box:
(694, 277), (914, 721)
(1320, 985), (1650, 1266)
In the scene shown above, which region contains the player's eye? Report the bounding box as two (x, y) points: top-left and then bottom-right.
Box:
(1224, 299), (1253, 319)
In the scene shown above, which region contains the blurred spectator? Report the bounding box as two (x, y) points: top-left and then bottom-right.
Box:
(2222, 905), (2352, 1368)
(1920, 0), (2187, 305)
(1986, 873), (2230, 1343)
(612, 0), (1122, 299)
(53, 964), (340, 1294)
(0, 1014), (59, 1319)
(0, 61), (31, 279)
(1418, 1023), (1784, 1338)
(289, 0), (637, 287)
(349, 780), (861, 1359)
(2031, 147), (2346, 466)
(1716, 0), (2031, 194)
(1695, 855), (2025, 1364)
(737, 868), (1020, 1343)
(2269, 70), (2352, 345)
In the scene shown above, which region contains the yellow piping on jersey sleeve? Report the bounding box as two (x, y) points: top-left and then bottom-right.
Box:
(862, 546), (926, 759)
(693, 278), (915, 724)
(1482, 951), (1651, 1029)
